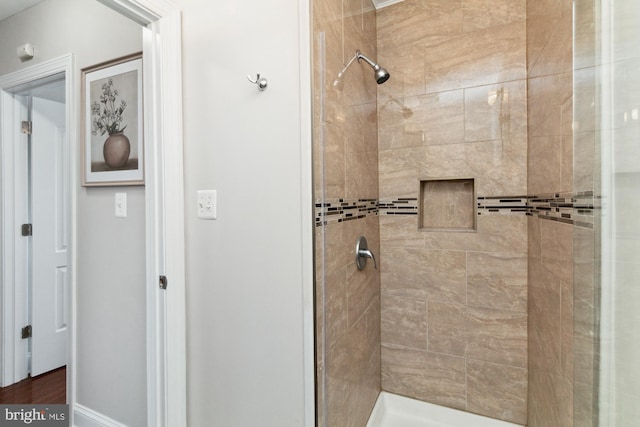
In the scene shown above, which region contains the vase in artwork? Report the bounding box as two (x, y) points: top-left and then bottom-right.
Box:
(103, 132), (131, 169)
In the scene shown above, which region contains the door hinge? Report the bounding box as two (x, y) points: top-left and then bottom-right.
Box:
(21, 325), (32, 339)
(21, 223), (32, 236)
(21, 121), (32, 135)
(159, 275), (168, 290)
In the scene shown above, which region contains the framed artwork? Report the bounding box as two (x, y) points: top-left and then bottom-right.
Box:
(81, 52), (143, 186)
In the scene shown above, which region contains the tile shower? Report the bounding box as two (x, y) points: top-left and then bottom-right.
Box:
(313, 0), (596, 426)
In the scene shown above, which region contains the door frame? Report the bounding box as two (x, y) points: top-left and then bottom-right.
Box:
(0, 58), (71, 388)
(0, 1), (186, 426)
(92, 1), (186, 426)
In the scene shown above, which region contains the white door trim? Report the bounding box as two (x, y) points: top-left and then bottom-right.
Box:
(297, 0), (315, 425)
(0, 55), (74, 389)
(95, 1), (186, 426)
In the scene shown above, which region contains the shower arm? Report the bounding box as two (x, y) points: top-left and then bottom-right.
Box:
(356, 50), (378, 70)
(335, 52), (359, 81)
(337, 50), (378, 78)
(334, 49), (389, 87)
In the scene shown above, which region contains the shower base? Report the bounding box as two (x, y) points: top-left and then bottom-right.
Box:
(366, 392), (524, 427)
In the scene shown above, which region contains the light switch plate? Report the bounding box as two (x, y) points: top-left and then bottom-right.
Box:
(197, 190), (217, 220)
(115, 193), (127, 218)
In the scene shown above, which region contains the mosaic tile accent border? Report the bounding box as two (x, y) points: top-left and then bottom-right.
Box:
(528, 193), (575, 224)
(379, 198), (418, 215)
(315, 193), (595, 228)
(527, 192), (595, 228)
(477, 196), (529, 214)
(314, 198), (378, 226)
(572, 191), (596, 228)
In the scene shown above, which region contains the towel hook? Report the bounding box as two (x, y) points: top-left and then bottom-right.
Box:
(247, 73), (268, 91)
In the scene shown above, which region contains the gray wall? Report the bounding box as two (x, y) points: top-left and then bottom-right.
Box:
(0, 1), (146, 425)
(176, 0), (310, 425)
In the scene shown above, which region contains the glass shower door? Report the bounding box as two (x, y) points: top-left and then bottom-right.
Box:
(574, 0), (640, 425)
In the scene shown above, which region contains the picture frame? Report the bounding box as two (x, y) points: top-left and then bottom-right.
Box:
(81, 52), (143, 186)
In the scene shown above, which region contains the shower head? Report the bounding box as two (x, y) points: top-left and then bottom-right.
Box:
(356, 50), (390, 85)
(332, 50), (391, 88)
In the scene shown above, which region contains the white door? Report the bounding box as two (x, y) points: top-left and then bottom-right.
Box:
(30, 96), (68, 377)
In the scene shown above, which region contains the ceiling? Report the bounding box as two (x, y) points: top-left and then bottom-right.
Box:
(0, 0), (46, 22)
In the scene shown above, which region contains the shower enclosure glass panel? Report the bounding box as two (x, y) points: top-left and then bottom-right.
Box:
(574, 0), (640, 425)
(312, 0), (382, 422)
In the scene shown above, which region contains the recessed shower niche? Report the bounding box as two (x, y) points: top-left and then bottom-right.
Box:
(419, 178), (476, 231)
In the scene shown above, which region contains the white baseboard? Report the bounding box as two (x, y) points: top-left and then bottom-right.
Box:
(74, 404), (127, 427)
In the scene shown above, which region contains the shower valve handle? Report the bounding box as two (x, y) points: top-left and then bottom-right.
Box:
(356, 236), (377, 270)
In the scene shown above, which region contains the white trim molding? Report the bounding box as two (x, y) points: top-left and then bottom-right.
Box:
(96, 1), (187, 427)
(298, 0), (315, 425)
(73, 404), (127, 427)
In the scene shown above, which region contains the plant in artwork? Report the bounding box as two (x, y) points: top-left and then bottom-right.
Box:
(91, 78), (128, 136)
(91, 77), (131, 169)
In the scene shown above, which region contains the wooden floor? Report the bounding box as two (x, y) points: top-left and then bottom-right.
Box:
(0, 367), (66, 404)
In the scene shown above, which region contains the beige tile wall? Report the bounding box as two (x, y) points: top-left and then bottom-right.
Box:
(571, 8), (598, 420)
(573, 223), (598, 427)
(527, 0), (576, 426)
(313, 1), (381, 426)
(528, 219), (574, 427)
(377, 0), (528, 424)
(314, 0), (592, 425)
